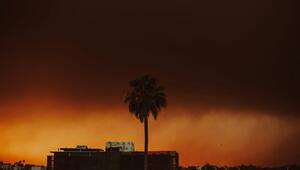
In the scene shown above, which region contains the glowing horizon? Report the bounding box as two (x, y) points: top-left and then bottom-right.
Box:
(1, 99), (299, 167)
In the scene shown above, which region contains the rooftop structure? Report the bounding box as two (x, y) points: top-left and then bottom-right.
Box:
(105, 141), (134, 152)
(54, 145), (104, 152)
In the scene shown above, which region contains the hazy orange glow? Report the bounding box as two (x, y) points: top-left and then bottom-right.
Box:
(0, 0), (298, 167)
(1, 98), (299, 166)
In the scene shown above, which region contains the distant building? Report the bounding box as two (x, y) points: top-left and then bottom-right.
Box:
(47, 144), (178, 170)
(0, 162), (46, 170)
(105, 142), (134, 152)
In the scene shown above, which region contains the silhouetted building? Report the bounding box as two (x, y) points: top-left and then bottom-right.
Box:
(0, 161), (46, 170)
(47, 145), (178, 170)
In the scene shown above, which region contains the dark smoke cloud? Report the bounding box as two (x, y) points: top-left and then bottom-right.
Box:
(0, 0), (299, 115)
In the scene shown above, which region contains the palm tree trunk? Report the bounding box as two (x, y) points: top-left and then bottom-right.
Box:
(144, 117), (148, 170)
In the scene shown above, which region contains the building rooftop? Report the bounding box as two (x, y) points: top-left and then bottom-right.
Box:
(51, 145), (104, 153)
(50, 145), (177, 156)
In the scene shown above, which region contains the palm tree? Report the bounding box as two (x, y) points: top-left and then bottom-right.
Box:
(124, 75), (167, 170)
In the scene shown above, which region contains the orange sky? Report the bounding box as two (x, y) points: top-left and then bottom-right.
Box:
(0, 0), (299, 167)
(1, 98), (299, 166)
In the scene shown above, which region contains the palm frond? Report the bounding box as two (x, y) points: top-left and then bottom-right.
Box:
(124, 75), (167, 122)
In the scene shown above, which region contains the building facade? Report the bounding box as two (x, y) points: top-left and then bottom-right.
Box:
(47, 145), (178, 170)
